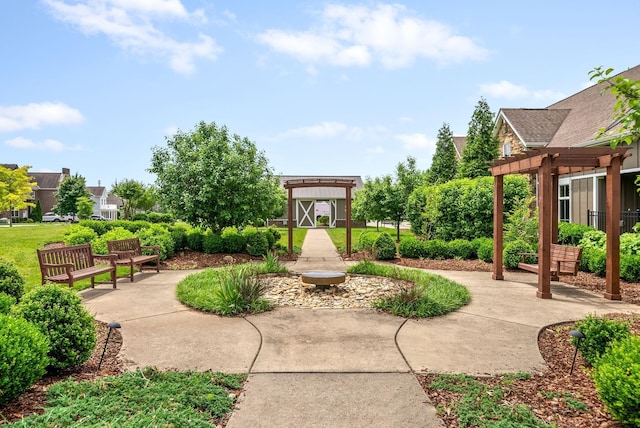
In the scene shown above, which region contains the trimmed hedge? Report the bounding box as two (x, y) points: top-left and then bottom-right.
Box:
(572, 314), (630, 366)
(503, 240), (534, 269)
(448, 239), (474, 260)
(373, 232), (396, 260)
(203, 231), (224, 254)
(423, 239), (449, 260)
(0, 259), (25, 301)
(398, 236), (425, 258)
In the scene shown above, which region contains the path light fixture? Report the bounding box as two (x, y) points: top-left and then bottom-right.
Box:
(98, 321), (121, 369)
(569, 330), (585, 375)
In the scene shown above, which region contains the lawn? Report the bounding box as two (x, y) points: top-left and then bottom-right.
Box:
(325, 226), (414, 252)
(268, 227), (307, 253)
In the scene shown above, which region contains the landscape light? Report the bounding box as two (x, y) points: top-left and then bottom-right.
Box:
(569, 330), (585, 375)
(98, 321), (121, 369)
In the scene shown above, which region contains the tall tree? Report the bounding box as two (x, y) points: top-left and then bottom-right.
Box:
(53, 174), (92, 218)
(0, 165), (36, 227)
(149, 121), (286, 231)
(395, 156), (425, 198)
(111, 179), (146, 219)
(427, 123), (457, 184)
(589, 66), (640, 148)
(457, 97), (500, 179)
(353, 176), (388, 230)
(76, 196), (94, 220)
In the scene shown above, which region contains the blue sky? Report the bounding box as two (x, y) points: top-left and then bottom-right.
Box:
(2, 1), (639, 189)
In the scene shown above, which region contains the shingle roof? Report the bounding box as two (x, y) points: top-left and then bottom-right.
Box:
(87, 186), (106, 197)
(30, 172), (63, 190)
(496, 64), (640, 148)
(452, 136), (467, 159)
(280, 175), (363, 199)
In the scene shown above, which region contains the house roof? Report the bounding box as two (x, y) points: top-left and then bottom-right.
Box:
(496, 64), (640, 148)
(280, 175), (363, 199)
(87, 186), (107, 198)
(1, 164), (18, 170)
(452, 136), (467, 159)
(30, 172), (64, 190)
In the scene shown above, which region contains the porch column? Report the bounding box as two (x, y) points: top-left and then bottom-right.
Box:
(492, 175), (504, 280)
(537, 155), (552, 299)
(287, 187), (293, 255)
(605, 155), (622, 300)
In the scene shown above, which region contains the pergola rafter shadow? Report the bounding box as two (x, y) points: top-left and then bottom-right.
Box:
(491, 146), (631, 299)
(283, 178), (356, 257)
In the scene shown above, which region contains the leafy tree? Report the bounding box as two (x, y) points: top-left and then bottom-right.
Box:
(53, 174), (91, 218)
(589, 66), (640, 148)
(353, 176), (388, 230)
(111, 179), (148, 219)
(427, 123), (457, 184)
(457, 97), (500, 179)
(138, 186), (158, 212)
(149, 121), (286, 231)
(395, 156), (425, 199)
(30, 199), (43, 222)
(76, 196), (94, 219)
(0, 165), (36, 227)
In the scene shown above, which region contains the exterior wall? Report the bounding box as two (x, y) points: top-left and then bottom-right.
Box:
(496, 121), (525, 155)
(36, 190), (58, 213)
(571, 177), (593, 225)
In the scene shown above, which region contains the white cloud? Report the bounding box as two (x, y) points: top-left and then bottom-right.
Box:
(0, 102), (84, 132)
(480, 80), (565, 102)
(43, 0), (221, 75)
(395, 133), (432, 150)
(366, 146), (384, 154)
(163, 125), (179, 136)
(257, 3), (487, 70)
(5, 137), (82, 152)
(276, 121), (353, 139)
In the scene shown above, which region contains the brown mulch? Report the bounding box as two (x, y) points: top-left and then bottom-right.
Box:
(2, 253), (639, 427)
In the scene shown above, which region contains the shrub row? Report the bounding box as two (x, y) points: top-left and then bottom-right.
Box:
(397, 236), (493, 262)
(186, 226), (282, 256)
(1, 262), (97, 405)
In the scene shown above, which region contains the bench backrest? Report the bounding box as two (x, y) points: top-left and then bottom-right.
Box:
(107, 238), (142, 256)
(551, 244), (582, 275)
(37, 243), (96, 274)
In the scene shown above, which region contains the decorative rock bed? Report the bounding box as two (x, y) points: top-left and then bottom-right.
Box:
(261, 274), (410, 309)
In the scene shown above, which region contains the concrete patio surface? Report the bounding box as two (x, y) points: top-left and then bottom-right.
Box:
(81, 229), (640, 427)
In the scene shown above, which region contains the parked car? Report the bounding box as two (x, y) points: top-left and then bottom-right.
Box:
(62, 213), (79, 223)
(90, 214), (107, 221)
(42, 212), (64, 222)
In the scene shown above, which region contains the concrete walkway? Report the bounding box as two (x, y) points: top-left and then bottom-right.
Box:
(82, 229), (640, 428)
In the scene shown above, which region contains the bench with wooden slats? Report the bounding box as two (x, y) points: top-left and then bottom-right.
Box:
(518, 244), (583, 279)
(107, 237), (160, 282)
(37, 243), (117, 288)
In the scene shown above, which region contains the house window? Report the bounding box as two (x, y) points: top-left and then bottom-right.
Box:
(502, 143), (512, 157)
(10, 209), (19, 217)
(559, 184), (570, 222)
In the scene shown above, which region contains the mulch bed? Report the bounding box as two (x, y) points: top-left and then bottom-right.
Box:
(2, 252), (639, 427)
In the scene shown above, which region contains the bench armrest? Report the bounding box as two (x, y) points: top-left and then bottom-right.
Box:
(520, 252), (538, 262)
(93, 253), (117, 266)
(110, 250), (135, 260)
(141, 245), (160, 255)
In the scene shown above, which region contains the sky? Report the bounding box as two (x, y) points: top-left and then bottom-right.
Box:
(1, 1), (639, 189)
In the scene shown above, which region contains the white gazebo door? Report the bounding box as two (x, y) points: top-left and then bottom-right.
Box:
(330, 200), (337, 228)
(297, 200), (315, 228)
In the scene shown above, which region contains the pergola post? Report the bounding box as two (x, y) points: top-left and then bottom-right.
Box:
(492, 175), (504, 280)
(605, 155), (622, 300)
(537, 154), (552, 299)
(287, 187), (293, 255)
(346, 186), (352, 257)
(552, 174), (559, 243)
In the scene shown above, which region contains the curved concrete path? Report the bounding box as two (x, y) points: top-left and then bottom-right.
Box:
(81, 229), (640, 427)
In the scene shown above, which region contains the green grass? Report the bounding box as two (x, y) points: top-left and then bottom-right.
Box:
(429, 374), (553, 427)
(266, 227), (307, 254)
(325, 227), (413, 253)
(5, 367), (245, 427)
(347, 260), (471, 318)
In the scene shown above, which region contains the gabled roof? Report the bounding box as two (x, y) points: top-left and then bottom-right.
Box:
(87, 186), (107, 198)
(30, 172), (65, 190)
(495, 64), (640, 148)
(280, 175), (363, 199)
(452, 136), (467, 159)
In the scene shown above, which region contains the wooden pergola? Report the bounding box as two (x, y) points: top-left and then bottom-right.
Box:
(283, 178), (356, 257)
(490, 147), (630, 299)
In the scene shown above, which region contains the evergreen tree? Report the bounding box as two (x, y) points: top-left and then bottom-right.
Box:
(457, 97), (500, 179)
(53, 174), (92, 218)
(427, 123), (457, 184)
(31, 199), (43, 222)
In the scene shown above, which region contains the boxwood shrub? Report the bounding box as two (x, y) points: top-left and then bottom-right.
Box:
(64, 225), (98, 246)
(186, 228), (204, 252)
(593, 335), (640, 427)
(398, 236), (425, 259)
(243, 228), (269, 257)
(0, 292), (16, 314)
(373, 232), (396, 260)
(0, 259), (25, 301)
(90, 227), (135, 254)
(357, 231), (378, 253)
(423, 239), (449, 260)
(203, 231), (224, 254)
(169, 224), (189, 251)
(15, 285), (96, 371)
(476, 239), (494, 263)
(448, 239), (474, 260)
(503, 240), (534, 269)
(0, 314), (49, 405)
(222, 227), (247, 253)
(558, 222), (595, 246)
(621, 254), (640, 282)
(587, 248), (607, 276)
(136, 225), (175, 261)
(572, 314), (630, 366)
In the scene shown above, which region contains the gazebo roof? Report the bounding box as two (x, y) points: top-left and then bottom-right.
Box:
(283, 178), (357, 189)
(490, 146), (630, 176)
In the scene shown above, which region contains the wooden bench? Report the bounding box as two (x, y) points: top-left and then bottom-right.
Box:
(518, 244), (583, 280)
(37, 243), (117, 288)
(107, 237), (160, 282)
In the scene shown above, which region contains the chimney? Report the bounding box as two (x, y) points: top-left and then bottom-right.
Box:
(98, 180), (101, 187)
(62, 168), (70, 176)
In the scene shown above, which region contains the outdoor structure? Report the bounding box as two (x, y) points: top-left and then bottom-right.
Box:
(275, 175), (363, 228)
(283, 178), (356, 256)
(493, 64), (640, 233)
(491, 146), (630, 300)
(87, 185), (118, 220)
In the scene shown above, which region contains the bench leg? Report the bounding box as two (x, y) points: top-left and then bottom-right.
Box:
(130, 263), (134, 282)
(112, 269), (117, 289)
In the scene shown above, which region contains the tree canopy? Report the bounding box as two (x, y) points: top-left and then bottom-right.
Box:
(149, 121), (285, 231)
(53, 174), (92, 217)
(111, 179), (157, 219)
(0, 165), (36, 227)
(427, 123), (457, 184)
(457, 97), (500, 179)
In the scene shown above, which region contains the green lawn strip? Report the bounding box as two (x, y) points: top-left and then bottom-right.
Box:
(429, 373), (553, 427)
(347, 260), (471, 317)
(6, 368), (245, 427)
(266, 227), (307, 254)
(325, 227), (413, 253)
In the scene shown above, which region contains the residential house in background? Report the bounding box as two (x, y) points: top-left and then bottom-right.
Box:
(271, 175), (364, 228)
(452, 136), (467, 160)
(87, 185), (119, 220)
(493, 64), (640, 233)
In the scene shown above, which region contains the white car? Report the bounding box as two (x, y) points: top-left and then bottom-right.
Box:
(90, 214), (107, 221)
(42, 212), (64, 222)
